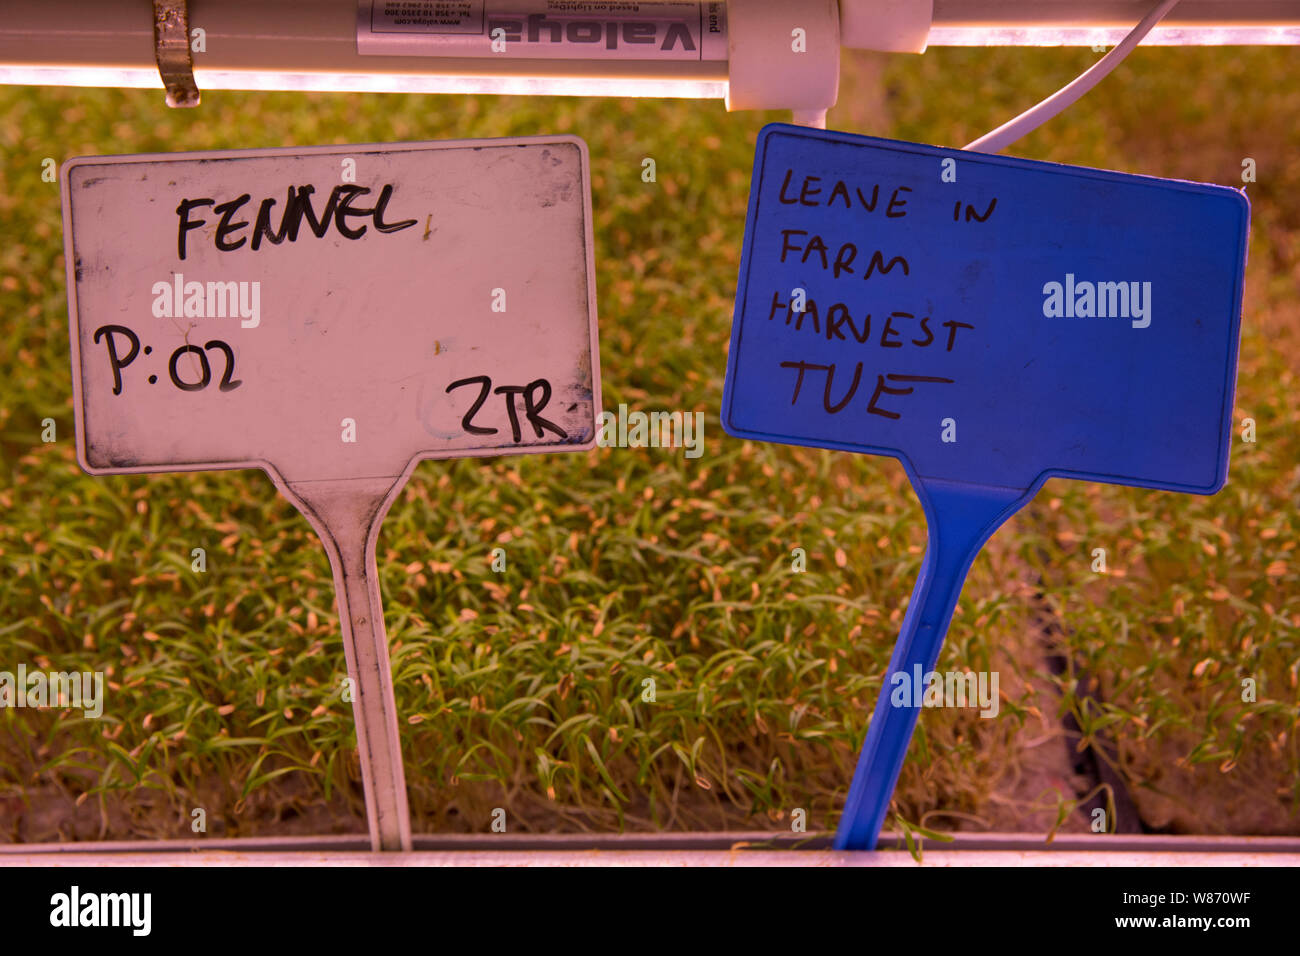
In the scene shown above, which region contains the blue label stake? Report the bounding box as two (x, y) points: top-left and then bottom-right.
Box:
(722, 124), (1249, 851)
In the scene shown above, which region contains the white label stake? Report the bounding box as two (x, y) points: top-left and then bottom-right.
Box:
(62, 137), (601, 850)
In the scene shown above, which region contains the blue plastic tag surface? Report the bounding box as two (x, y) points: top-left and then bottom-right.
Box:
(723, 124), (1249, 495)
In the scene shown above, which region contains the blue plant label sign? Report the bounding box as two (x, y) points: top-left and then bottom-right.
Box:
(723, 123), (1249, 495)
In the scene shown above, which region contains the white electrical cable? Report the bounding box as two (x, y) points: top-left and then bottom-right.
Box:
(963, 0), (1182, 153)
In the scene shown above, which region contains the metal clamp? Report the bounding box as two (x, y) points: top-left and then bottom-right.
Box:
(153, 0), (199, 108)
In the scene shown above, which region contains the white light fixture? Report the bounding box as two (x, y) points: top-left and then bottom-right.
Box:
(927, 25), (1300, 46)
(0, 65), (726, 99)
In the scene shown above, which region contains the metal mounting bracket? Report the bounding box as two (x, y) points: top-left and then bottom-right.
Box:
(153, 0), (199, 107)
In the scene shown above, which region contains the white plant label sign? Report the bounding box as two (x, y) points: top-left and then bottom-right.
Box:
(60, 135), (601, 852)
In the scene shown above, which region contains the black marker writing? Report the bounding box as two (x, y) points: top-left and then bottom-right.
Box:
(868, 374), (955, 420)
(177, 184), (417, 260)
(780, 360), (953, 420)
(93, 324), (242, 396)
(777, 230), (909, 282)
(447, 375), (497, 435)
(446, 375), (568, 443)
(767, 292), (941, 351)
(952, 198), (999, 223)
(94, 324), (139, 396)
(776, 169), (912, 218)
